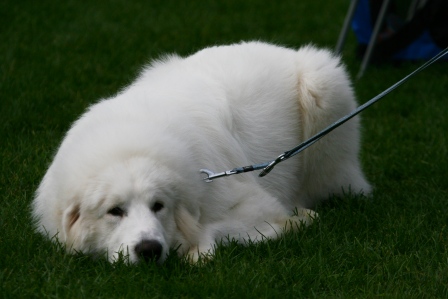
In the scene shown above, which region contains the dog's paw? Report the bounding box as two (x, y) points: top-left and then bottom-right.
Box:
(284, 209), (318, 230)
(185, 246), (214, 265)
(296, 208), (318, 224)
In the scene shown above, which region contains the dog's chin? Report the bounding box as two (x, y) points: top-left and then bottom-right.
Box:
(107, 251), (168, 265)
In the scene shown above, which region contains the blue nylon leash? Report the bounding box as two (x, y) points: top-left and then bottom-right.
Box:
(200, 47), (448, 183)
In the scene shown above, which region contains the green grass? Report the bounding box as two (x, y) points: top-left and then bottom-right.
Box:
(1, 0), (448, 298)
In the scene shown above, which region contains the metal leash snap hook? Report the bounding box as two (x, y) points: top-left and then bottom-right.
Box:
(200, 169), (217, 183)
(200, 168), (238, 183)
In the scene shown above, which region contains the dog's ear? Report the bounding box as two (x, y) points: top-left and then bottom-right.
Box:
(174, 205), (202, 252)
(62, 203), (82, 251)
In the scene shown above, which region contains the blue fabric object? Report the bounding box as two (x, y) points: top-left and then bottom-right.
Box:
(352, 0), (373, 44)
(351, 0), (446, 60)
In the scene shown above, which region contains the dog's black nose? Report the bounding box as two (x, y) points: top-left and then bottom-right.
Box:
(135, 240), (163, 262)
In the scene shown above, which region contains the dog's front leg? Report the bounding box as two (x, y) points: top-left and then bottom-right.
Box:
(185, 188), (317, 263)
(185, 208), (316, 264)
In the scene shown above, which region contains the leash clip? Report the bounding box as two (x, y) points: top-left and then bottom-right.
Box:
(200, 168), (238, 183)
(258, 153), (286, 177)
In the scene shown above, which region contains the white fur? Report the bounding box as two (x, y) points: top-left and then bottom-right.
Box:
(32, 41), (371, 264)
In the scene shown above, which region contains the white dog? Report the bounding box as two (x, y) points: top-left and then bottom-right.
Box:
(32, 41), (371, 264)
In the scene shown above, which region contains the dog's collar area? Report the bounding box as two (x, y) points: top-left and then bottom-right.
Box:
(200, 47), (448, 183)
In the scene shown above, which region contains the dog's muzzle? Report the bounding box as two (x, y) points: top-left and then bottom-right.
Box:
(135, 239), (163, 262)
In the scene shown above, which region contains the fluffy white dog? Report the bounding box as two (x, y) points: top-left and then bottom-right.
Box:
(32, 41), (371, 264)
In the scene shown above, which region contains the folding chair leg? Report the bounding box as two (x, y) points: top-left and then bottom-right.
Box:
(336, 0), (360, 55)
(357, 0), (391, 79)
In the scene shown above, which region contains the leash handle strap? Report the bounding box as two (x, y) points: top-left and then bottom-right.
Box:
(201, 47), (448, 182)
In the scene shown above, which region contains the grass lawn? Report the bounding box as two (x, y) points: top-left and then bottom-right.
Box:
(1, 0), (447, 298)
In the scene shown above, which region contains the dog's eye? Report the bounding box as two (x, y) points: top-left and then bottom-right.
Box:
(107, 207), (125, 217)
(151, 202), (164, 213)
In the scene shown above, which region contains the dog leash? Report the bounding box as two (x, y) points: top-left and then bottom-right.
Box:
(200, 47), (448, 183)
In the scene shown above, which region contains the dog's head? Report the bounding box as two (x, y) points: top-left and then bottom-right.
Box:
(39, 156), (200, 264)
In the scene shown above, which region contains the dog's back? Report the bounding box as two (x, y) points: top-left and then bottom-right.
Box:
(174, 41), (371, 208)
